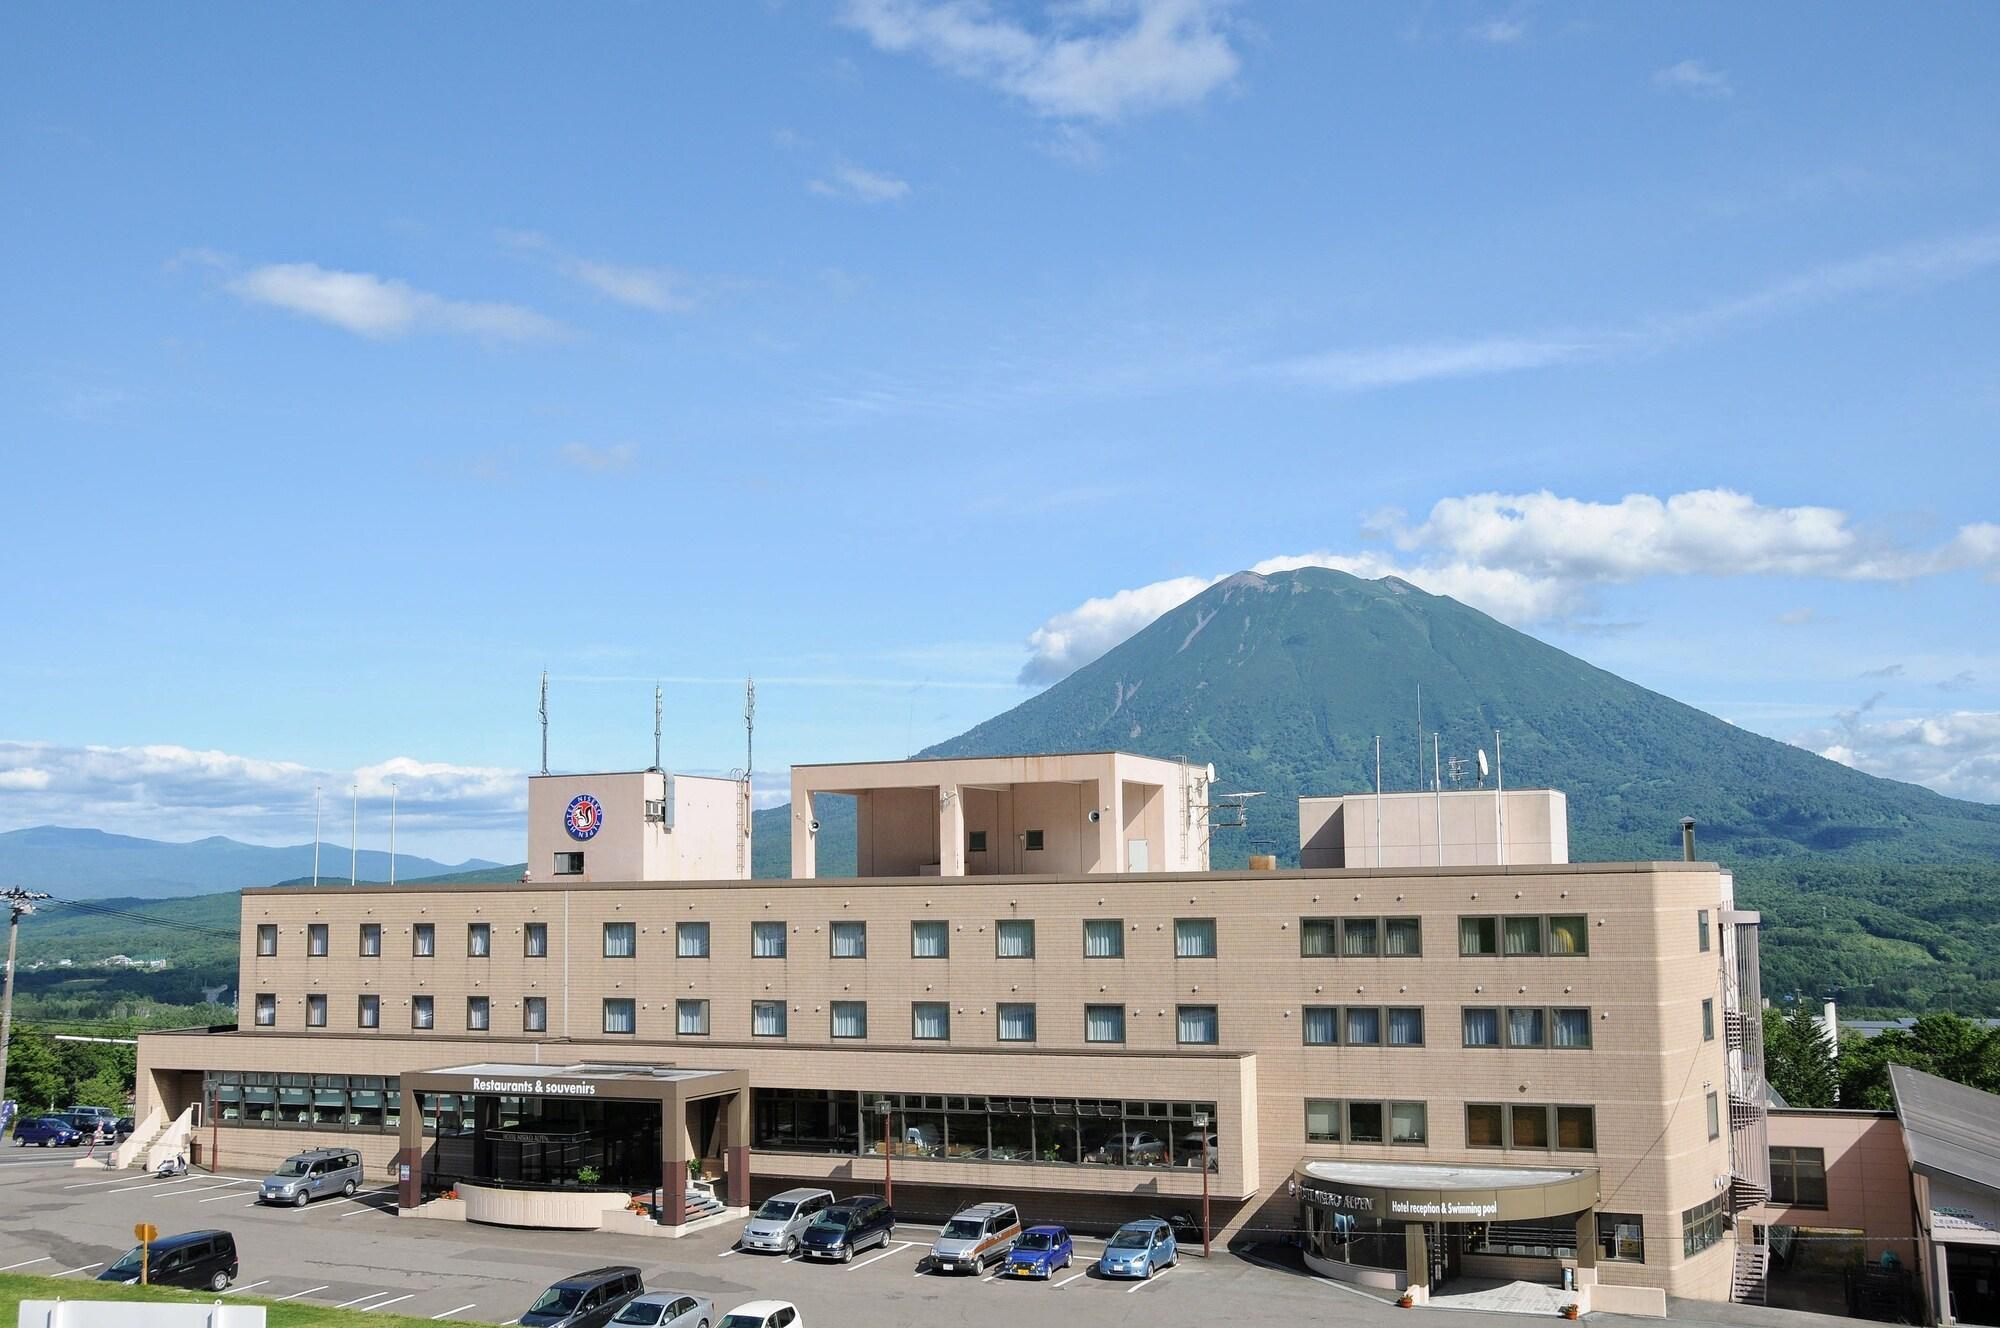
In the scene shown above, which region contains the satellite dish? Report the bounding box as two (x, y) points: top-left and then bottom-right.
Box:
(1477, 749), (1490, 780)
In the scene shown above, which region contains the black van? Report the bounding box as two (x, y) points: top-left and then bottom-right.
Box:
(98, 1231), (238, 1291)
(799, 1195), (896, 1262)
(519, 1267), (645, 1328)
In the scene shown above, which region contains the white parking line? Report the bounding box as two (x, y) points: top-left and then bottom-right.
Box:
(0, 1258), (51, 1271)
(335, 1292), (398, 1309)
(224, 1281), (271, 1296)
(431, 1304), (478, 1319)
(54, 1263), (103, 1277)
(364, 1295), (415, 1313)
(847, 1240), (917, 1272)
(275, 1286), (330, 1301)
(178, 1181), (248, 1198)
(1051, 1270), (1088, 1289)
(201, 1190), (256, 1202)
(339, 1201), (398, 1217)
(1126, 1269), (1174, 1293)
(105, 1177), (198, 1194)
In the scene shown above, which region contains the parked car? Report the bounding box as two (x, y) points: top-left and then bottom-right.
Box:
(13, 1116), (83, 1147)
(66, 1105), (116, 1123)
(716, 1302), (801, 1328)
(98, 1230), (238, 1291)
(1004, 1225), (1074, 1279)
(928, 1202), (1021, 1275)
(1088, 1130), (1168, 1164)
(738, 1187), (834, 1256)
(799, 1195), (895, 1262)
(1097, 1219), (1177, 1280)
(612, 1291), (713, 1328)
(56, 1112), (111, 1137)
(115, 1116), (137, 1138)
(520, 1267), (645, 1328)
(259, 1147), (363, 1206)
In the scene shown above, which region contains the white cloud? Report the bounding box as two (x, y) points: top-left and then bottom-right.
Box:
(557, 442), (639, 473)
(1653, 59), (1732, 99)
(1799, 709), (2000, 804)
(808, 159), (912, 203)
(499, 231), (698, 313)
(1272, 336), (1596, 390)
(1466, 18), (1524, 44)
(840, 0), (1240, 121)
(1017, 489), (2000, 681)
(225, 262), (561, 341)
(1776, 607), (1816, 626)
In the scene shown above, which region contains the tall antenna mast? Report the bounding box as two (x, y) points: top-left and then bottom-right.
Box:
(388, 780), (399, 887)
(653, 682), (663, 771)
(312, 784), (322, 889)
(1494, 729), (1506, 867)
(539, 670), (550, 776)
(1373, 735), (1383, 868)
(349, 783), (358, 887)
(1432, 732), (1444, 867)
(744, 675), (756, 783)
(1415, 684), (1423, 791)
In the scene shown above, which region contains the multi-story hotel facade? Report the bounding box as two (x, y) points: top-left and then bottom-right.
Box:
(134, 751), (1766, 1312)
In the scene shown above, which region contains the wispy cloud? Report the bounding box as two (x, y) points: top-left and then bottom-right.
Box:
(1653, 59), (1732, 100)
(808, 158), (912, 203)
(1775, 607), (1817, 626)
(840, 0), (1240, 122)
(1466, 17), (1525, 44)
(556, 442), (639, 473)
(499, 231), (698, 313)
(224, 261), (562, 341)
(1800, 707), (2000, 804)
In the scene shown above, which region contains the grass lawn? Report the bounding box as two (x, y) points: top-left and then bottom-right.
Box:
(0, 1272), (448, 1328)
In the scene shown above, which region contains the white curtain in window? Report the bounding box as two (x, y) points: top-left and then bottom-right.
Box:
(359, 997), (379, 1028)
(1505, 916), (1543, 955)
(1175, 919), (1216, 958)
(1463, 1008), (1499, 1046)
(1549, 916), (1588, 955)
(603, 1000), (635, 1034)
(1459, 917), (1493, 955)
(604, 923), (635, 958)
(1177, 1006), (1218, 1044)
(414, 927), (435, 957)
(832, 1002), (867, 1038)
(753, 1001), (787, 1036)
(524, 925), (547, 958)
(912, 1003), (949, 1040)
(1083, 919), (1123, 958)
(911, 921), (947, 958)
(469, 925), (490, 957)
(1553, 1008), (1592, 1048)
(1385, 918), (1421, 956)
(361, 926), (381, 956)
(1303, 1007), (1338, 1045)
(998, 1004), (1035, 1041)
(832, 922), (867, 958)
(256, 994), (276, 1025)
(678, 923), (710, 958)
(306, 996), (326, 1026)
(997, 920), (1034, 958)
(413, 999), (434, 1029)
(524, 998), (546, 1032)
(1509, 1007), (1546, 1046)
(1345, 1007), (1382, 1045)
(677, 1000), (708, 1035)
(1388, 1007), (1424, 1046)
(1085, 1005), (1124, 1043)
(1342, 919), (1378, 956)
(468, 998), (489, 1030)
(752, 921), (786, 958)
(1300, 920), (1338, 957)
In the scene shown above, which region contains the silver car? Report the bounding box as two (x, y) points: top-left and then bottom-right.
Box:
(928, 1201), (1020, 1274)
(737, 1188), (834, 1256)
(612, 1292), (713, 1328)
(260, 1147), (363, 1206)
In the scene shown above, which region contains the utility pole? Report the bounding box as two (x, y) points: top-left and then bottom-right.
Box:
(0, 887), (53, 1115)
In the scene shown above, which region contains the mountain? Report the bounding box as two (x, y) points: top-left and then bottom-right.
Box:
(755, 567), (2000, 1013)
(0, 826), (503, 900)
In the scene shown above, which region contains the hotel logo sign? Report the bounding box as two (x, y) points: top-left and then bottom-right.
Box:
(565, 794), (604, 841)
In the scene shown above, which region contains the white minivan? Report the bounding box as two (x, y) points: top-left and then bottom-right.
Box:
(737, 1188), (834, 1256)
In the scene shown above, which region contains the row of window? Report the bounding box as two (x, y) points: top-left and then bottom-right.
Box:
(254, 913), (1606, 962)
(1305, 1099), (1598, 1150)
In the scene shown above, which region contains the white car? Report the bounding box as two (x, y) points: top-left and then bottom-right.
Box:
(718, 1302), (801, 1328)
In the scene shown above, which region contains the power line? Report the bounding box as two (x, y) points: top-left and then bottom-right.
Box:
(38, 896), (238, 940)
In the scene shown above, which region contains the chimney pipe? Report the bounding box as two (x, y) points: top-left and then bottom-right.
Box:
(1681, 817), (1697, 862)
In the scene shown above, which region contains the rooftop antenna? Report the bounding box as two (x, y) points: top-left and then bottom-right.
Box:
(1414, 684), (1423, 791)
(1432, 732), (1444, 867)
(1492, 731), (1507, 867)
(744, 675), (756, 783)
(388, 780), (399, 887)
(1373, 735), (1383, 868)
(539, 670), (550, 776)
(349, 783), (358, 887)
(652, 682), (663, 771)
(311, 784), (322, 888)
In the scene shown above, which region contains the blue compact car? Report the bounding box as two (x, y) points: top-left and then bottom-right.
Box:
(1004, 1226), (1074, 1279)
(1097, 1219), (1177, 1280)
(13, 1117), (83, 1147)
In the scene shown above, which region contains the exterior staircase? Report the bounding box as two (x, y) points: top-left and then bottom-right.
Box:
(1731, 1245), (1770, 1306)
(683, 1182), (725, 1220)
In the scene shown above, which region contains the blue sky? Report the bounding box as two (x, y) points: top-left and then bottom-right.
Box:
(4, 1), (1997, 862)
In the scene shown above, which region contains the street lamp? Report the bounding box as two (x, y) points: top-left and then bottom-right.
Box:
(1193, 1110), (1212, 1258)
(876, 1099), (893, 1207)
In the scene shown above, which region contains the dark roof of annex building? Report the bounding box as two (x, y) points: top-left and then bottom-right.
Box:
(1889, 1063), (2000, 1194)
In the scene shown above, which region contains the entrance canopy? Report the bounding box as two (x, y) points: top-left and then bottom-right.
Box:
(404, 1061), (744, 1102)
(1295, 1159), (1599, 1223)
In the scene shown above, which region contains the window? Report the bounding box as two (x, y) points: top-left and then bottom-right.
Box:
(996, 919), (1035, 958)
(1504, 915), (1544, 955)
(677, 999), (710, 1036)
(1085, 1004), (1125, 1044)
(1703, 998), (1716, 1042)
(305, 994), (326, 1027)
(307, 924), (328, 957)
(1345, 1007), (1382, 1045)
(1177, 1004), (1219, 1044)
(413, 924), (435, 958)
(1388, 1007), (1425, 1046)
(1466, 1103), (1505, 1147)
(1599, 1212), (1645, 1263)
(467, 923), (490, 957)
(554, 851), (583, 875)
(1305, 1099), (1342, 1143)
(1552, 1007), (1593, 1048)
(603, 922), (635, 958)
(1391, 1102), (1428, 1144)
(1770, 1146), (1829, 1209)
(524, 922), (548, 957)
(1510, 1104), (1550, 1148)
(358, 995), (380, 1029)
(677, 921), (711, 959)
(1557, 1105), (1596, 1150)
(1385, 917), (1422, 956)
(1175, 918), (1217, 958)
(1023, 829), (1045, 852)
(1342, 918), (1379, 957)
(1706, 1091), (1721, 1140)
(359, 923), (381, 957)
(412, 995), (434, 1030)
(1507, 1006), (1547, 1048)
(753, 920), (787, 958)
(523, 996), (546, 1033)
(1083, 918), (1124, 958)
(1682, 1195), (1725, 1255)
(257, 925), (277, 957)
(1463, 1007), (1500, 1047)
(602, 998), (635, 1035)
(911, 1002), (950, 1040)
(1300, 918), (1339, 957)
(831, 1001), (868, 1039)
(467, 996), (490, 1031)
(1348, 1102), (1384, 1144)
(831, 921), (867, 958)
(1303, 1006), (1339, 1046)
(997, 1003), (1036, 1042)
(1459, 916), (1498, 956)
(1548, 915), (1589, 955)
(1698, 908), (1712, 952)
(752, 1000), (787, 1037)
(967, 830), (987, 854)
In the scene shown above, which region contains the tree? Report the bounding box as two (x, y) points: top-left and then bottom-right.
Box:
(3, 1029), (67, 1114)
(1764, 1003), (1837, 1108)
(71, 1072), (127, 1112)
(1837, 1012), (2000, 1109)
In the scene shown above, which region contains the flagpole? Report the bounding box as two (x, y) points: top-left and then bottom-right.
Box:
(311, 785), (322, 888)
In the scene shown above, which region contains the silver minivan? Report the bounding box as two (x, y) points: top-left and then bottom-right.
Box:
(260, 1147), (364, 1206)
(737, 1188), (834, 1255)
